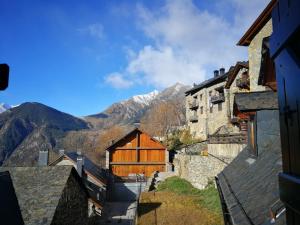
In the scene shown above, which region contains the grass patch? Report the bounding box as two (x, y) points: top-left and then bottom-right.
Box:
(138, 177), (223, 225)
(157, 176), (222, 213)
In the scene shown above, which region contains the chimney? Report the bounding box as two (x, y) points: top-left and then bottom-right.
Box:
(214, 70), (219, 77)
(220, 68), (225, 75)
(59, 149), (65, 157)
(38, 149), (49, 166)
(76, 151), (84, 177)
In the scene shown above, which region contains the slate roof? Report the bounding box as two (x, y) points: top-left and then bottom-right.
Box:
(0, 166), (77, 225)
(185, 70), (231, 95)
(234, 91), (278, 112)
(217, 144), (285, 225)
(0, 171), (24, 225)
(65, 151), (107, 184)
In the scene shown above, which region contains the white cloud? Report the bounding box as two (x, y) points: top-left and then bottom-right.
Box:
(78, 23), (104, 39)
(105, 72), (134, 89)
(105, 0), (271, 89)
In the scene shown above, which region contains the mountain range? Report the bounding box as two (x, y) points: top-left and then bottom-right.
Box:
(0, 83), (190, 166)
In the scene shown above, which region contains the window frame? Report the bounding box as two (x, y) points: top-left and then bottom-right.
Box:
(247, 114), (258, 157)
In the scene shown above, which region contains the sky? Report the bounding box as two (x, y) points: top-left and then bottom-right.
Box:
(0, 0), (270, 116)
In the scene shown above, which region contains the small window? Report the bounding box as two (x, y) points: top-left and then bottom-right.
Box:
(210, 106), (213, 113)
(200, 106), (203, 114)
(209, 91), (212, 97)
(248, 115), (257, 157)
(200, 94), (202, 101)
(218, 103), (222, 111)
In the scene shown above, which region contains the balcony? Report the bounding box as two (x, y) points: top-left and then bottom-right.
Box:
(189, 114), (198, 123)
(210, 94), (225, 104)
(189, 99), (199, 110)
(236, 77), (250, 89)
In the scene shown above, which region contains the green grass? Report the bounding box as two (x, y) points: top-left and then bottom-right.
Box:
(157, 176), (222, 213)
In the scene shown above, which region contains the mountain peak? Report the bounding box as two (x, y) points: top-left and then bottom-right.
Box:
(132, 90), (159, 105)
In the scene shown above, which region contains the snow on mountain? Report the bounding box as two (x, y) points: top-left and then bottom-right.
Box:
(132, 90), (159, 105)
(0, 103), (12, 113)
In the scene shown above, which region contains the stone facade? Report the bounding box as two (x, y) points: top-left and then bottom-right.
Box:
(52, 174), (88, 225)
(227, 67), (250, 118)
(186, 78), (229, 140)
(248, 19), (272, 92)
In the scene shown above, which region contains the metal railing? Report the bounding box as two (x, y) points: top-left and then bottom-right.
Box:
(211, 94), (225, 104)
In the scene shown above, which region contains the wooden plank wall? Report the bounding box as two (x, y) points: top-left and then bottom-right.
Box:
(111, 165), (165, 177)
(109, 130), (166, 177)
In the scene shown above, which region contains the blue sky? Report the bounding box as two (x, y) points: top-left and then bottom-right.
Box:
(0, 0), (270, 116)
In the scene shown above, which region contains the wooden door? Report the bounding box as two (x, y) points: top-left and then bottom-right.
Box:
(271, 0), (300, 223)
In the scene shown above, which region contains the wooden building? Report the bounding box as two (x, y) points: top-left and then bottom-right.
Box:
(106, 128), (168, 177)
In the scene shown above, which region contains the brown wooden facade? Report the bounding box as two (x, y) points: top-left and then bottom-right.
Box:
(106, 128), (167, 177)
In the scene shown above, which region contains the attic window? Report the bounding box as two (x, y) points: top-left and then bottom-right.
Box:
(247, 115), (258, 157)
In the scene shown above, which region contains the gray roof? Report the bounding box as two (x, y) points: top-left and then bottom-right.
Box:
(0, 166), (77, 225)
(234, 91), (278, 112)
(65, 151), (107, 183)
(217, 110), (285, 225)
(185, 71), (230, 95)
(217, 146), (285, 225)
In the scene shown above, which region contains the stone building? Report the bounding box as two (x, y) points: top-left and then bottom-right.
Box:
(237, 0), (274, 92)
(0, 166), (88, 225)
(216, 1), (286, 224)
(49, 150), (107, 216)
(185, 69), (230, 140)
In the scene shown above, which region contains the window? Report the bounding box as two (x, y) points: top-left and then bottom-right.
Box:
(247, 115), (257, 157)
(210, 106), (213, 113)
(200, 106), (203, 114)
(200, 94), (202, 101)
(209, 91), (212, 97)
(218, 103), (222, 111)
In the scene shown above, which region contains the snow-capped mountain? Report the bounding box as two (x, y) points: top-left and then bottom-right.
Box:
(132, 90), (159, 105)
(0, 103), (12, 113)
(85, 83), (190, 129)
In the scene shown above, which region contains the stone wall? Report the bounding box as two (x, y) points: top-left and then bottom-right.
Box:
(52, 174), (88, 225)
(173, 141), (244, 189)
(173, 154), (232, 189)
(208, 143), (246, 158)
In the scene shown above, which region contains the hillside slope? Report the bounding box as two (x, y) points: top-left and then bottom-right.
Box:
(85, 83), (190, 129)
(0, 102), (88, 166)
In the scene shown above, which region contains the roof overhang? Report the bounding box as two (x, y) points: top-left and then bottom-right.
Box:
(237, 0), (277, 46)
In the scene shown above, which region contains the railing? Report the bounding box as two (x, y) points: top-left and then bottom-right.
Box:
(189, 114), (198, 122)
(189, 99), (199, 109)
(236, 77), (250, 89)
(210, 94), (225, 104)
